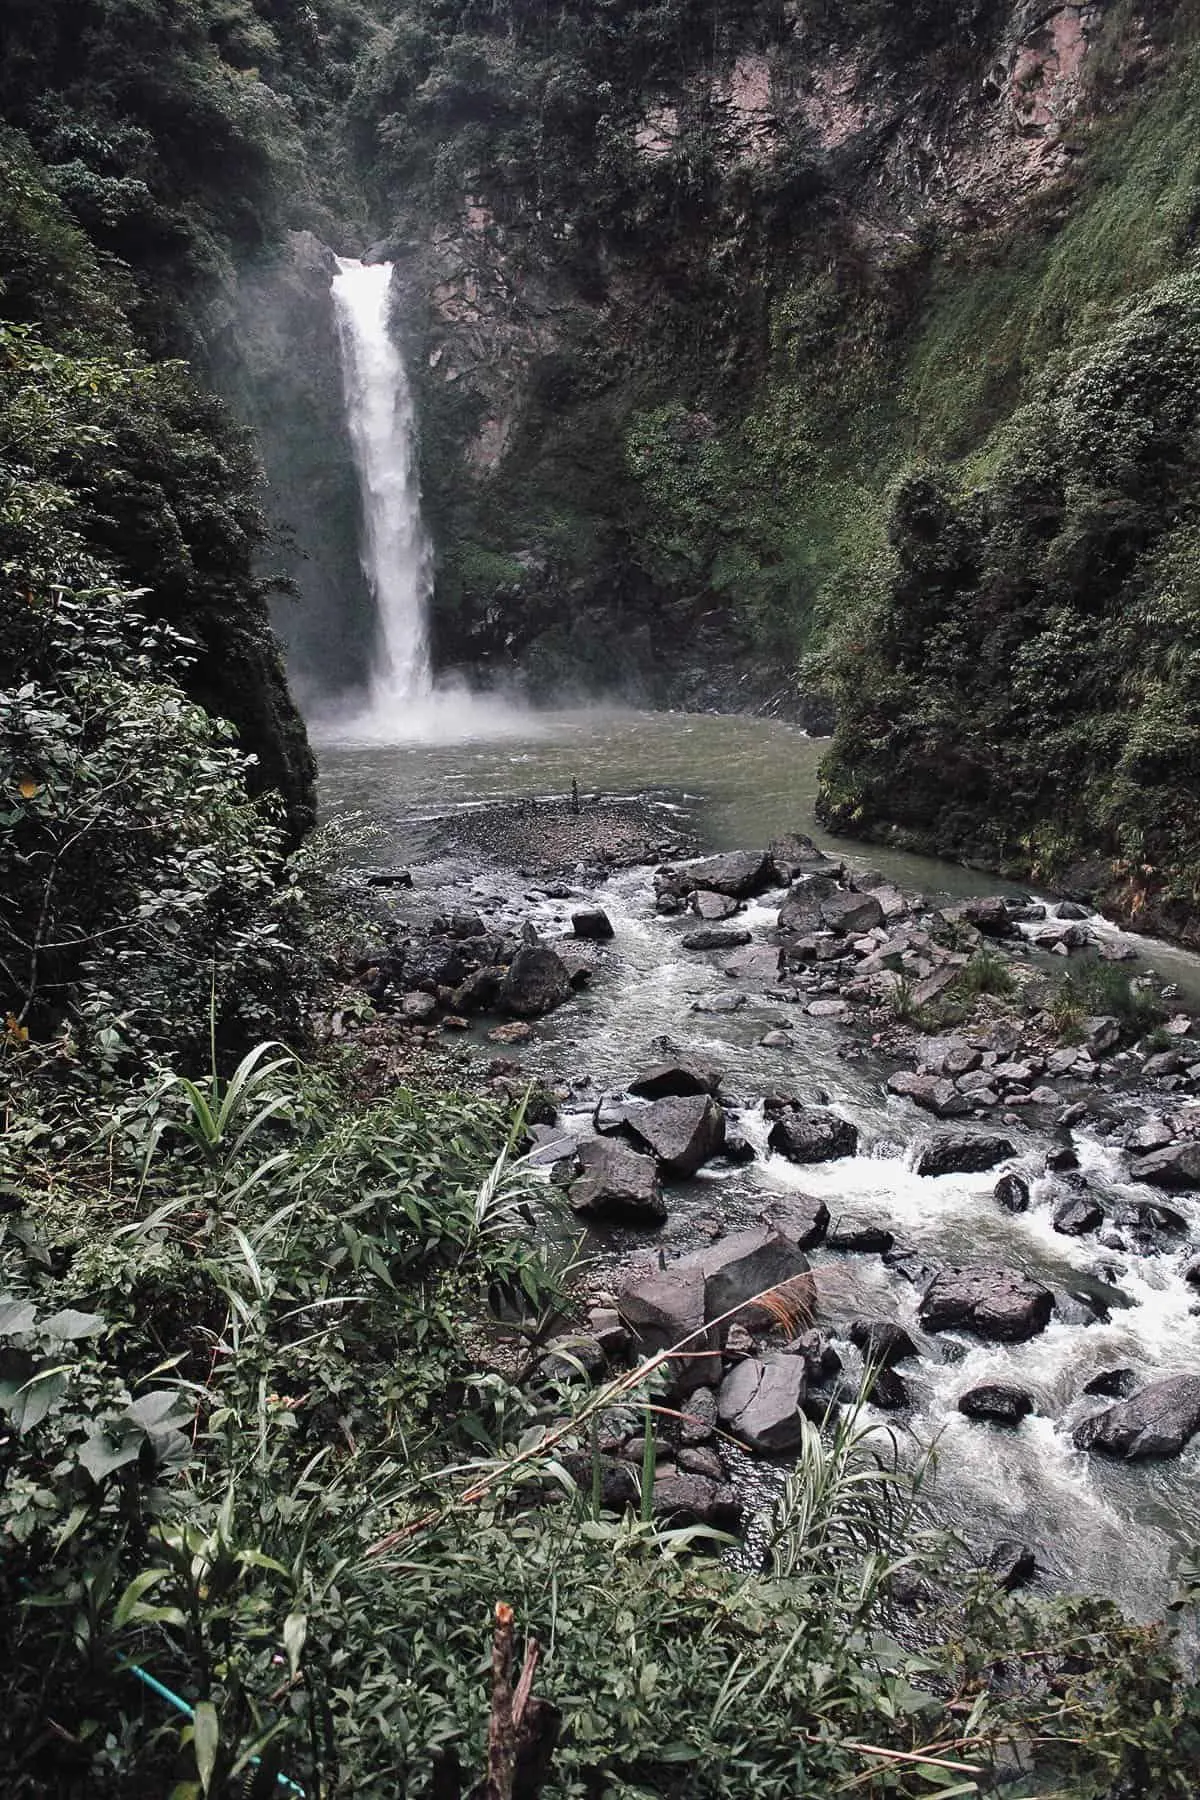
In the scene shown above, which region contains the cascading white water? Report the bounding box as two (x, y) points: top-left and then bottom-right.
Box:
(331, 257), (432, 717)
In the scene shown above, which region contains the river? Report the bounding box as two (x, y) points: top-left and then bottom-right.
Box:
(317, 704), (1200, 1621)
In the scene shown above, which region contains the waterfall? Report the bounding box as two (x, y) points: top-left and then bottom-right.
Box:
(331, 257), (432, 714)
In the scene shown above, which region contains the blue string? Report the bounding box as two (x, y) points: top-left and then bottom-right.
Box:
(118, 1659), (306, 1796)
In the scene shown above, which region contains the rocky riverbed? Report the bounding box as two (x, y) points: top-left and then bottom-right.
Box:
(331, 808), (1200, 1612)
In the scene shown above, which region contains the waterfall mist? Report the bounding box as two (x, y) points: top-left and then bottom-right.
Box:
(313, 257), (534, 745)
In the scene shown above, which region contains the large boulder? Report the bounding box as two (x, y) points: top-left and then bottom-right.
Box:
(497, 945), (572, 1017)
(849, 1320), (918, 1366)
(1052, 1193), (1104, 1236)
(916, 1134), (1016, 1177)
(919, 1266), (1054, 1341)
(887, 1072), (971, 1119)
(768, 1108), (859, 1164)
(1074, 1374), (1200, 1459)
(777, 875), (840, 936)
(628, 1059), (722, 1100)
(623, 1094), (726, 1177)
(686, 850), (774, 898)
(1128, 1142), (1200, 1190)
(569, 1138), (666, 1225)
(619, 1225), (813, 1388)
(572, 907), (614, 941)
(821, 890), (884, 935)
(769, 1196), (831, 1248)
(958, 897), (1018, 938)
(691, 889), (742, 921)
(717, 1355), (807, 1452)
(681, 927), (752, 952)
(768, 832), (835, 882)
(957, 1383), (1034, 1424)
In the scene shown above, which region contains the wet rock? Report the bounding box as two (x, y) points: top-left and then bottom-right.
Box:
(687, 850), (774, 898)
(1184, 1257), (1200, 1289)
(525, 1125), (579, 1173)
(569, 1137), (666, 1225)
(917, 1037), (982, 1078)
(448, 910), (487, 938)
(788, 1329), (842, 1382)
(1053, 1194), (1104, 1236)
(676, 1445), (726, 1481)
(868, 1368), (909, 1409)
(717, 1355), (806, 1451)
(452, 965), (505, 1012)
(883, 1245), (938, 1287)
(821, 891), (884, 935)
(865, 884), (910, 922)
(679, 1387), (718, 1443)
(768, 832), (834, 882)
(723, 943), (782, 982)
(849, 1320), (918, 1366)
(489, 1021), (532, 1044)
(988, 1540), (1037, 1591)
(1056, 899), (1090, 921)
(1045, 1146), (1080, 1172)
(720, 1117), (759, 1164)
(826, 1218), (894, 1253)
(618, 1264), (715, 1392)
(768, 1195), (831, 1249)
(498, 944), (572, 1017)
(699, 1227), (815, 1333)
(623, 1094), (726, 1177)
(920, 1266), (1055, 1341)
(994, 1172), (1030, 1213)
(759, 1029), (792, 1049)
(691, 992), (747, 1014)
(1082, 1368), (1139, 1399)
(887, 1072), (971, 1119)
(572, 907), (614, 940)
(778, 875), (840, 935)
(691, 889), (742, 921)
(682, 927), (752, 951)
(652, 1471), (741, 1529)
(768, 1108), (859, 1163)
(628, 1059), (722, 1100)
(1128, 1142), (1200, 1189)
(806, 997), (850, 1018)
(1074, 1374), (1200, 1459)
(916, 1134), (1016, 1177)
(958, 1384), (1034, 1424)
(960, 897), (1018, 938)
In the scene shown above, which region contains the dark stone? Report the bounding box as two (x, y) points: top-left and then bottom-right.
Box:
(994, 1172), (1030, 1213)
(1045, 1146), (1080, 1173)
(916, 1134), (1016, 1177)
(957, 1384), (1034, 1424)
(826, 1218), (894, 1253)
(768, 1195), (830, 1249)
(920, 1266), (1055, 1341)
(768, 1109), (859, 1163)
(1082, 1368), (1138, 1399)
(717, 1355), (806, 1451)
(987, 1541), (1037, 1591)
(821, 891), (885, 935)
(448, 910), (486, 938)
(849, 1320), (918, 1366)
(569, 1138), (665, 1225)
(628, 1059), (723, 1100)
(571, 907), (614, 941)
(623, 1094), (726, 1177)
(886, 1071), (971, 1118)
(498, 945), (572, 1017)
(1128, 1142), (1200, 1189)
(777, 874), (840, 936)
(1053, 1194), (1104, 1237)
(868, 1368), (909, 1410)
(399, 990), (438, 1023)
(768, 832), (833, 882)
(1056, 899), (1091, 921)
(686, 850), (775, 899)
(651, 1472), (741, 1529)
(560, 1452), (638, 1511)
(788, 1329), (842, 1383)
(681, 927), (753, 951)
(1074, 1374), (1200, 1459)
(960, 897), (1018, 938)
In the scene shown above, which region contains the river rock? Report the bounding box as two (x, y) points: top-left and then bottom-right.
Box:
(957, 1383), (1034, 1424)
(768, 1108), (859, 1163)
(1056, 899), (1091, 920)
(686, 850), (774, 898)
(651, 1471), (741, 1529)
(821, 891), (884, 935)
(916, 1037), (982, 1078)
(994, 1172), (1030, 1212)
(1083, 1367), (1139, 1399)
(1082, 1016), (1121, 1056)
(691, 992), (746, 1014)
(768, 1195), (831, 1248)
(682, 927), (752, 951)
(806, 997), (850, 1018)
(717, 1355), (806, 1451)
(572, 907), (614, 940)
(691, 889), (742, 921)
(886, 1071), (971, 1118)
(867, 1368), (910, 1410)
(570, 1138), (665, 1224)
(1074, 1374), (1200, 1459)
(920, 1266), (1054, 1341)
(916, 1134), (1016, 1177)
(1052, 1193), (1104, 1236)
(1128, 1141), (1200, 1189)
(399, 990), (438, 1023)
(451, 965), (505, 1011)
(623, 1094), (726, 1176)
(826, 1217), (894, 1253)
(987, 1540), (1037, 1591)
(497, 944), (572, 1017)
(849, 1320), (918, 1365)
(778, 875), (840, 935)
(628, 1059), (722, 1099)
(768, 832), (834, 882)
(959, 897), (1018, 938)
